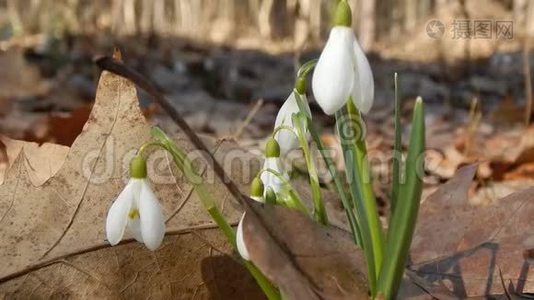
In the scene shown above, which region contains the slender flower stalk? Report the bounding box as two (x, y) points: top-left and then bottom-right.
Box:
(149, 127), (281, 300)
(292, 103), (327, 225)
(293, 87), (362, 245)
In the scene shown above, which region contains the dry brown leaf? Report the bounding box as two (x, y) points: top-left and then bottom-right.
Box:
(0, 70), (263, 298)
(410, 165), (534, 297)
(477, 126), (534, 181)
(242, 200), (368, 300)
(0, 135), (69, 185)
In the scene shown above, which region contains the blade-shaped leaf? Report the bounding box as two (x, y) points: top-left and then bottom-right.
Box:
(379, 97), (425, 299)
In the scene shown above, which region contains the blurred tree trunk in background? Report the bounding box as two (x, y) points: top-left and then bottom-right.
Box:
(0, 0), (526, 54)
(358, 0), (375, 50)
(514, 0), (527, 29)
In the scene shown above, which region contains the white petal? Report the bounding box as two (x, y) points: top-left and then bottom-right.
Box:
(139, 180), (166, 251)
(106, 180), (135, 246)
(351, 38), (374, 114)
(274, 93), (300, 155)
(236, 213), (250, 260)
(312, 26), (355, 115)
(260, 157), (287, 195)
(250, 196), (264, 202)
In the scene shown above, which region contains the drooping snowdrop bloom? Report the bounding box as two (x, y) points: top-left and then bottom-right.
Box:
(311, 0), (374, 115)
(236, 177), (264, 260)
(106, 155), (165, 251)
(260, 139), (288, 198)
(274, 89), (311, 156)
(236, 213), (250, 260)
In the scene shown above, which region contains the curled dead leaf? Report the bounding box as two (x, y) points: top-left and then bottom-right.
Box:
(410, 164), (534, 297)
(242, 200), (368, 300)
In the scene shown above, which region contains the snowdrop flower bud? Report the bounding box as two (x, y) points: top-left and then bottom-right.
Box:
(274, 90), (311, 155)
(260, 139), (287, 197)
(264, 187), (277, 204)
(264, 138), (280, 158)
(249, 176), (265, 202)
(105, 155), (165, 251)
(312, 0), (374, 115)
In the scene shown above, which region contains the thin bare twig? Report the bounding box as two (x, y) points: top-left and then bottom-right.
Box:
(0, 223), (226, 284)
(524, 40), (533, 126)
(94, 56), (340, 298)
(233, 98), (264, 139)
(95, 56), (247, 205)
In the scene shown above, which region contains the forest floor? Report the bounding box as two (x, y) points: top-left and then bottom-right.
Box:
(1, 33), (533, 212)
(1, 25), (534, 298)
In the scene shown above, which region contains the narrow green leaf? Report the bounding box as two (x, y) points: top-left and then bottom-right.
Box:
(378, 97), (425, 299)
(335, 108), (377, 294)
(391, 73), (402, 216)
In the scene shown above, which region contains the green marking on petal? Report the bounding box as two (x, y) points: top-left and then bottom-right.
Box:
(128, 208), (140, 219)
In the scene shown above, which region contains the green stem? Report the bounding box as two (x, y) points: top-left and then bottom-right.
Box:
(293, 91), (362, 245)
(271, 125), (297, 138)
(345, 101), (384, 292)
(202, 195), (236, 246)
(204, 189), (280, 300)
(150, 127), (281, 300)
(204, 187), (280, 300)
(242, 261), (281, 300)
(137, 141), (168, 157)
(297, 59), (318, 78)
(293, 112), (327, 225)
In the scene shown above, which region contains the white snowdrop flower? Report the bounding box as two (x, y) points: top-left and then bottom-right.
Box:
(106, 155), (165, 251)
(236, 176), (264, 261)
(274, 91), (311, 155)
(259, 139), (287, 198)
(261, 157), (287, 195)
(311, 0), (374, 115)
(236, 213), (250, 260)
